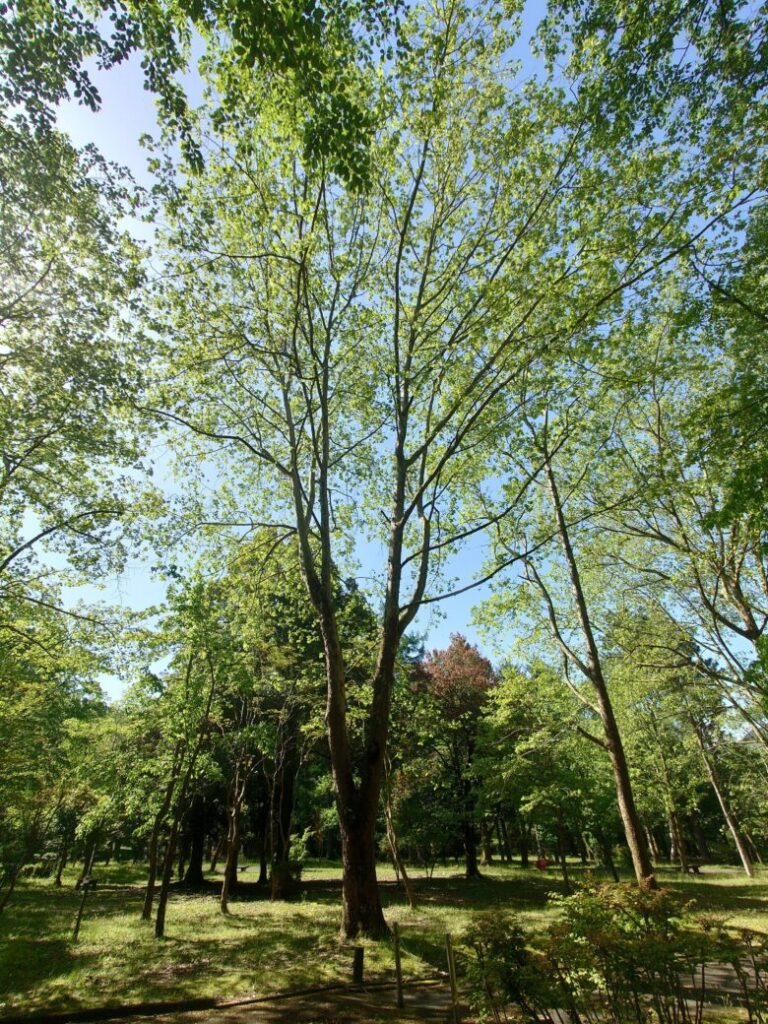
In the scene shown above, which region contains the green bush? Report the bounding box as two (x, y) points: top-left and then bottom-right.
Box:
(462, 883), (768, 1024)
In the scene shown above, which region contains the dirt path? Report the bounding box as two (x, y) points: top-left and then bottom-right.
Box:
(117, 981), (461, 1024)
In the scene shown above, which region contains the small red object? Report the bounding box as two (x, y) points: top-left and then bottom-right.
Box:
(535, 857), (549, 871)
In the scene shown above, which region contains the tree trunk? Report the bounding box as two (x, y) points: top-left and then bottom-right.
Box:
(533, 825), (544, 858)
(154, 818), (181, 938)
(155, 651), (217, 933)
(578, 834), (590, 864)
(745, 832), (763, 864)
(184, 797), (206, 886)
(645, 826), (662, 862)
(143, 742), (184, 919)
(220, 801), (241, 914)
(209, 834), (225, 874)
(339, 813), (388, 938)
(495, 817), (510, 863)
(250, 779), (270, 885)
(76, 837), (98, 889)
(272, 707), (300, 866)
(142, 828), (162, 921)
(0, 865), (21, 914)
(597, 830), (620, 883)
(463, 820), (482, 879)
(668, 810), (688, 872)
(690, 814), (711, 862)
(384, 790), (416, 910)
(557, 820), (572, 893)
(480, 822), (494, 865)
(54, 843), (69, 887)
(540, 455), (657, 889)
(177, 840), (187, 881)
(693, 725), (754, 877)
(517, 818), (530, 868)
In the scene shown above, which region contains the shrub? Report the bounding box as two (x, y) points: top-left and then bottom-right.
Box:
(462, 884), (768, 1024)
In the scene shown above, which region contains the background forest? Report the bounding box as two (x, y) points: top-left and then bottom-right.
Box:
(1, 0), (767, 1019)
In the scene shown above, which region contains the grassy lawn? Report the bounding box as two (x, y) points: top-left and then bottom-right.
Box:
(0, 859), (765, 1018)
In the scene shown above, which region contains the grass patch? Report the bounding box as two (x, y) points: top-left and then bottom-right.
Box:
(0, 860), (765, 1017)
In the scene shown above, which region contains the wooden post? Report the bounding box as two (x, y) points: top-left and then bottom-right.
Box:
(72, 878), (94, 941)
(393, 922), (404, 1008)
(446, 932), (459, 1023)
(353, 945), (364, 985)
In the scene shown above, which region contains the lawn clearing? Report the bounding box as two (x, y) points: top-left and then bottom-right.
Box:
(0, 860), (765, 1018)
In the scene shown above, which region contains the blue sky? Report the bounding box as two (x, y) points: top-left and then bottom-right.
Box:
(53, 29), (529, 699)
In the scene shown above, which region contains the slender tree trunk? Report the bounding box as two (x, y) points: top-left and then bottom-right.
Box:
(143, 830), (162, 920)
(76, 837), (98, 889)
(746, 833), (763, 864)
(177, 840), (187, 881)
(143, 741), (184, 920)
(578, 834), (590, 865)
(690, 814), (711, 862)
(480, 822), (494, 865)
(668, 810), (688, 872)
(155, 816), (182, 938)
(184, 796), (206, 887)
(463, 820), (482, 879)
(383, 776), (416, 910)
(645, 826), (662, 862)
(495, 817), (510, 863)
(225, 839), (239, 894)
(272, 706), (300, 867)
(155, 651), (217, 935)
(54, 843), (69, 887)
(537, 455), (656, 889)
(692, 723), (754, 877)
(533, 826), (543, 858)
(517, 818), (530, 868)
(597, 830), (620, 882)
(557, 819), (572, 893)
(0, 865), (21, 914)
(220, 801), (241, 914)
(143, 797), (176, 919)
(209, 834), (225, 874)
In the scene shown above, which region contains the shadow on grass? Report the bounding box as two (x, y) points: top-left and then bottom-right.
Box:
(2, 862), (765, 1018)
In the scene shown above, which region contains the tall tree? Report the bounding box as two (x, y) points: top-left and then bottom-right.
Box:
(147, 0), (766, 931)
(417, 635), (496, 879)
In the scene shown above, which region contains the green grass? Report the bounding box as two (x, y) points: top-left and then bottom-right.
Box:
(0, 859), (765, 1018)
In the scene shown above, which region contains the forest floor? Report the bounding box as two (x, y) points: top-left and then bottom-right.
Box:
(0, 861), (765, 1020)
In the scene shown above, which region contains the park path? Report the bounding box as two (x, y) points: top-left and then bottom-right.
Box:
(116, 981), (459, 1024)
